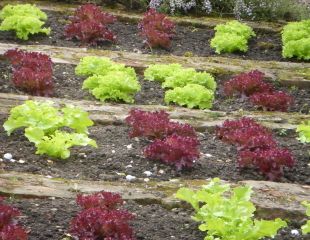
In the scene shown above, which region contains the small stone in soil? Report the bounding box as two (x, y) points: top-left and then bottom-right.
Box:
(291, 229), (300, 236)
(143, 171), (152, 177)
(3, 153), (12, 160)
(125, 175), (136, 181)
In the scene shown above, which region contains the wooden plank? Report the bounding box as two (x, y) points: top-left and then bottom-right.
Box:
(0, 171), (308, 220)
(0, 92), (308, 130)
(0, 43), (309, 88)
(0, 0), (284, 33)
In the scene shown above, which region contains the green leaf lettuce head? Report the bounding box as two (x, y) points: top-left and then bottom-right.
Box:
(281, 20), (310, 60)
(144, 63), (183, 82)
(3, 100), (96, 159)
(0, 4), (50, 40)
(176, 178), (287, 240)
(210, 20), (255, 54)
(83, 71), (141, 103)
(296, 121), (310, 143)
(165, 84), (214, 109)
(301, 201), (310, 235)
(162, 68), (216, 91)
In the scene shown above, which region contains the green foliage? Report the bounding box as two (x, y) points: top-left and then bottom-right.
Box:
(0, 4), (50, 40)
(210, 20), (255, 54)
(3, 100), (96, 159)
(144, 63), (182, 82)
(301, 201), (310, 235)
(165, 84), (214, 109)
(176, 178), (287, 240)
(76, 56), (140, 103)
(162, 68), (216, 90)
(282, 20), (310, 60)
(296, 121), (310, 143)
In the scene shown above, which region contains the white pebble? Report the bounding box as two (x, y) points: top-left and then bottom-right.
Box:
(126, 144), (133, 149)
(18, 159), (25, 164)
(10, 159), (16, 163)
(3, 153), (12, 160)
(125, 175), (136, 181)
(143, 171), (152, 177)
(205, 153), (213, 158)
(158, 169), (165, 174)
(111, 150), (115, 154)
(125, 164), (133, 168)
(144, 178), (150, 182)
(291, 229), (299, 236)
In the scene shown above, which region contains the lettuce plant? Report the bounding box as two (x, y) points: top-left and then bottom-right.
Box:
(165, 84), (215, 109)
(144, 63), (182, 82)
(282, 19), (310, 60)
(0, 4), (50, 40)
(176, 178), (287, 240)
(138, 8), (175, 49)
(3, 100), (97, 159)
(296, 121), (310, 143)
(216, 117), (295, 180)
(249, 91), (293, 112)
(0, 197), (28, 240)
(125, 109), (196, 139)
(302, 201), (310, 235)
(65, 3), (116, 45)
(211, 20), (256, 53)
(76, 56), (140, 103)
(4, 49), (53, 96)
(70, 191), (135, 240)
(144, 134), (200, 170)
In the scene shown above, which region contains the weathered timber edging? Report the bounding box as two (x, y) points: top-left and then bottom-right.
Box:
(0, 0), (284, 33)
(0, 171), (309, 221)
(0, 43), (309, 88)
(0, 92), (309, 130)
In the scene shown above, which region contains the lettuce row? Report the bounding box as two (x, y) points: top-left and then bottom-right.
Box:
(3, 100), (97, 159)
(0, 4), (50, 40)
(76, 56), (141, 103)
(302, 201), (310, 235)
(211, 20), (256, 54)
(176, 178), (287, 240)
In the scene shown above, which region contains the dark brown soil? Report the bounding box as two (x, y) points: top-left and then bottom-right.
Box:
(0, 10), (305, 62)
(0, 61), (309, 114)
(2, 196), (309, 240)
(1, 114), (309, 184)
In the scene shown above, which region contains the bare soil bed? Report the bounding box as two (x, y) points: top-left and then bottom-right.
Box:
(2, 197), (309, 240)
(0, 10), (301, 62)
(0, 62), (309, 114)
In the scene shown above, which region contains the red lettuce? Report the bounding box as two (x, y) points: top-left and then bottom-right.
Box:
(70, 191), (135, 240)
(65, 4), (116, 45)
(138, 8), (175, 49)
(224, 70), (273, 97)
(144, 134), (200, 170)
(238, 148), (295, 180)
(0, 198), (28, 240)
(4, 49), (53, 96)
(125, 109), (196, 139)
(250, 91), (294, 112)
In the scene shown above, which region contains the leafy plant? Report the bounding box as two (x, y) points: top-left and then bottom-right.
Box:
(125, 109), (196, 139)
(301, 201), (310, 235)
(138, 8), (175, 48)
(249, 91), (294, 112)
(0, 197), (28, 240)
(76, 56), (140, 103)
(224, 70), (273, 97)
(69, 191), (135, 240)
(211, 20), (256, 53)
(144, 63), (182, 82)
(65, 3), (116, 45)
(4, 49), (53, 96)
(0, 4), (50, 40)
(296, 121), (310, 143)
(176, 178), (287, 240)
(216, 117), (295, 180)
(3, 100), (96, 159)
(144, 134), (200, 170)
(282, 19), (310, 60)
(165, 84), (215, 109)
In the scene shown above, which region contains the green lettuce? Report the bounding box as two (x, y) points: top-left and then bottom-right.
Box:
(144, 63), (183, 82)
(0, 4), (50, 40)
(176, 178), (287, 240)
(165, 84), (214, 109)
(301, 201), (310, 235)
(296, 121), (310, 143)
